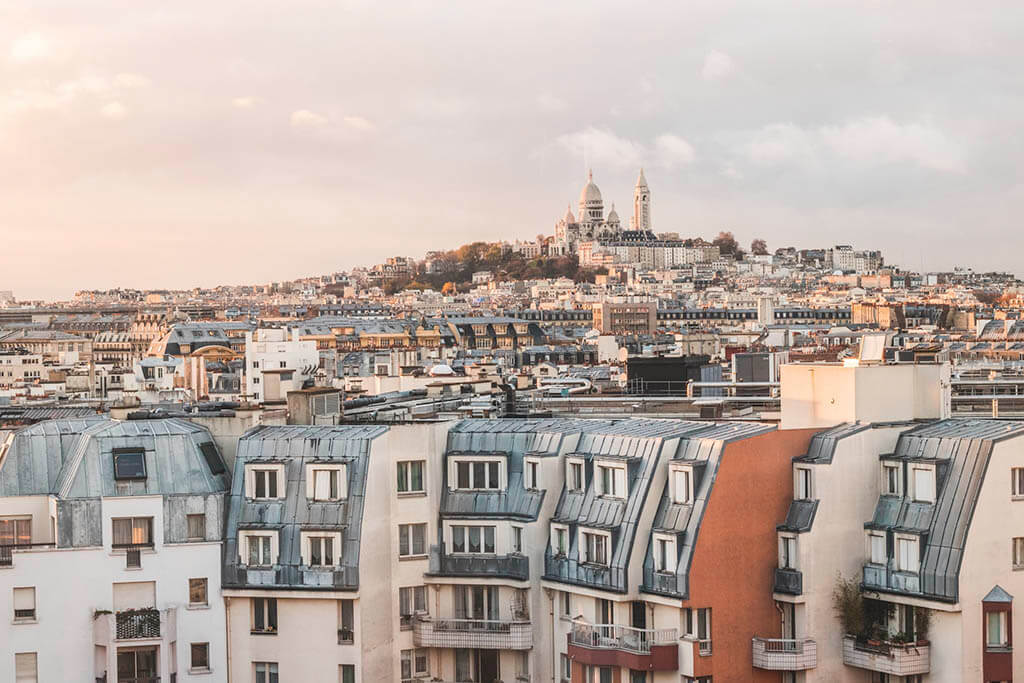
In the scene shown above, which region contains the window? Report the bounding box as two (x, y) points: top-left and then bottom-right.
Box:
(451, 525), (495, 554)
(199, 441), (226, 475)
(525, 458), (540, 489)
(596, 463), (626, 499)
(452, 459), (501, 490)
(883, 463), (901, 496)
(247, 535), (274, 567)
(562, 591), (572, 617)
(912, 467), (935, 503)
(190, 643), (210, 672)
(567, 460), (584, 491)
(186, 514), (206, 541)
(14, 653), (37, 683)
(779, 535), (797, 569)
(400, 648), (429, 680)
(551, 525), (568, 556)
(0, 518), (31, 546)
(684, 607), (712, 642)
(671, 466), (692, 504)
(399, 586), (427, 629)
(987, 611), (1008, 648)
(308, 535), (336, 566)
(252, 598), (278, 634)
(1013, 467), (1024, 497)
(581, 531), (609, 565)
(397, 460), (425, 494)
(796, 467), (813, 500)
(189, 578), (208, 607)
(112, 447), (147, 481)
(251, 468), (280, 499)
(340, 664), (355, 683)
(398, 523), (427, 557)
(254, 662), (278, 683)
(512, 526), (523, 554)
(112, 517), (152, 547)
(869, 532), (887, 565)
(561, 653), (571, 680)
(339, 599), (355, 643)
(1014, 538), (1024, 569)
(654, 535), (676, 573)
(12, 587), (35, 621)
(896, 536), (919, 573)
(309, 465), (346, 501)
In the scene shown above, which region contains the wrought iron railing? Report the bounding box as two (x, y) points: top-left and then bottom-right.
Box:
(427, 544), (529, 580)
(774, 567), (803, 595)
(569, 619), (676, 655)
(544, 549), (626, 592)
(115, 609), (161, 639)
(0, 542), (56, 567)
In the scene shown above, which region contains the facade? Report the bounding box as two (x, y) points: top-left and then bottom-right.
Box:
(244, 328), (320, 404)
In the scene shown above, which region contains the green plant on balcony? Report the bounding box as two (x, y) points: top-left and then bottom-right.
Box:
(915, 606), (931, 644)
(832, 573), (866, 638)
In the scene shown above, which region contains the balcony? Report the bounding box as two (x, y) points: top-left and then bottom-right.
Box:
(0, 542), (56, 567)
(567, 620), (678, 671)
(862, 563), (921, 594)
(774, 567), (803, 595)
(94, 608), (176, 647)
(752, 638), (817, 670)
(842, 635), (930, 676)
(413, 617), (533, 650)
(427, 544), (529, 581)
(642, 566), (682, 597)
(544, 551), (626, 592)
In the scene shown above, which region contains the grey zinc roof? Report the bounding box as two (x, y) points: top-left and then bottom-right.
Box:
(0, 417), (230, 498)
(795, 422), (872, 464)
(866, 418), (1024, 602)
(984, 585), (1014, 603)
(222, 424), (388, 591)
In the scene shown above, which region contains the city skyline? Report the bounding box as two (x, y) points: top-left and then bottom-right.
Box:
(5, 0), (1024, 300)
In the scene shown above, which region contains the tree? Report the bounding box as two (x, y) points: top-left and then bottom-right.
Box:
(751, 238), (768, 255)
(441, 281), (457, 295)
(713, 231), (738, 256)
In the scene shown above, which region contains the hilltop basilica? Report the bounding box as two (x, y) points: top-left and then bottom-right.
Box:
(553, 168), (652, 253)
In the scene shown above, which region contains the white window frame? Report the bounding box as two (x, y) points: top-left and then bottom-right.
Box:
(895, 534), (919, 573)
(778, 534), (798, 570)
(653, 533), (677, 573)
(987, 610), (1008, 648)
(239, 530), (278, 567)
(670, 465), (694, 504)
(566, 458), (585, 492)
(882, 461), (902, 496)
(868, 531), (887, 565)
(1012, 467), (1024, 499)
(1014, 537), (1024, 570)
(911, 466), (936, 503)
(397, 460), (426, 494)
(795, 467), (813, 500)
(551, 523), (569, 556)
(449, 456), (506, 492)
(12, 586), (36, 623)
(246, 464), (285, 500)
(511, 525), (523, 554)
(398, 523), (428, 558)
(449, 524), (497, 555)
(579, 528), (611, 566)
(305, 464), (347, 502)
(595, 460), (627, 500)
(301, 531), (342, 567)
(524, 457), (541, 490)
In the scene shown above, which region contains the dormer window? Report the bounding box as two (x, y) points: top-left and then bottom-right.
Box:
(912, 466), (936, 503)
(795, 467), (813, 500)
(882, 462), (902, 496)
(596, 462), (627, 499)
(246, 465), (285, 500)
(580, 529), (610, 566)
(241, 531), (277, 567)
(551, 524), (568, 556)
(306, 464), (347, 502)
(779, 534), (797, 569)
(450, 457), (504, 491)
(524, 458), (540, 490)
(670, 465), (693, 504)
(567, 459), (584, 491)
(653, 533), (677, 573)
(302, 532), (341, 567)
(896, 534), (919, 573)
(113, 448), (147, 481)
(868, 531), (886, 565)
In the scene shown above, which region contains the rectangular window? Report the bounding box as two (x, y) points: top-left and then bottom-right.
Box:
(0, 518), (31, 546)
(199, 441), (226, 475)
(869, 532), (887, 565)
(397, 460), (425, 494)
(453, 460), (501, 490)
(247, 535), (273, 566)
(340, 664), (355, 683)
(112, 447), (147, 481)
(254, 662), (278, 683)
(253, 469), (279, 499)
(552, 526), (568, 555)
(112, 517), (152, 547)
(796, 468), (813, 500)
(883, 463), (901, 495)
(338, 599), (354, 643)
(1013, 467), (1024, 497)
(400, 648), (429, 680)
(308, 535), (335, 566)
(568, 461), (584, 491)
(912, 468), (935, 503)
(897, 537), (919, 573)
(512, 526), (523, 554)
(987, 611), (1008, 648)
(14, 653), (37, 683)
(186, 514), (205, 541)
(190, 643), (210, 671)
(525, 459), (540, 489)
(13, 587), (35, 621)
(451, 525), (495, 554)
(597, 464), (626, 498)
(582, 531), (609, 565)
(398, 523), (427, 557)
(252, 598), (278, 634)
(189, 578), (208, 607)
(399, 586), (427, 628)
(672, 467), (692, 504)
(312, 468), (342, 501)
(655, 537), (676, 573)
(562, 591), (571, 617)
(1014, 537), (1024, 569)
(779, 536), (797, 569)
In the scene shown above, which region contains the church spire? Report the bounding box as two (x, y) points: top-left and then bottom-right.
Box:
(633, 168), (651, 232)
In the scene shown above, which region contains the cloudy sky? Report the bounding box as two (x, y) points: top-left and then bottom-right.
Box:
(2, 0), (1022, 299)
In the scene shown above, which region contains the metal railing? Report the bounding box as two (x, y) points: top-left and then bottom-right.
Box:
(544, 550), (627, 592)
(752, 637), (817, 670)
(414, 616), (533, 650)
(428, 544), (529, 580)
(0, 542), (56, 567)
(697, 638), (713, 656)
(642, 565), (682, 596)
(338, 627), (354, 644)
(774, 567), (803, 595)
(115, 609), (161, 640)
(569, 619), (677, 655)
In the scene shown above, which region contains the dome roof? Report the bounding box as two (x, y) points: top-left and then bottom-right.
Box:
(606, 203), (620, 223)
(578, 169), (602, 205)
(428, 364), (454, 376)
(563, 204), (575, 223)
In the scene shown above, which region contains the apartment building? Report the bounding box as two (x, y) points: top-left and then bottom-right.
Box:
(244, 329), (320, 404)
(0, 417), (230, 682)
(0, 349), (42, 390)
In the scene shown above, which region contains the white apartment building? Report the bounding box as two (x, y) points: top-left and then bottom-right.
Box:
(0, 350), (42, 391)
(244, 329), (320, 405)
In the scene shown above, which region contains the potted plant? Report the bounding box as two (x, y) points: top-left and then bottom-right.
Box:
(915, 607), (931, 645)
(832, 573), (866, 639)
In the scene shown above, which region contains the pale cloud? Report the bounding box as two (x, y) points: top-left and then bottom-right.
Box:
(820, 116), (964, 172)
(701, 50), (735, 81)
(557, 127), (645, 168)
(537, 93), (568, 113)
(10, 33), (51, 62)
(100, 102), (127, 120)
(743, 123), (815, 166)
(654, 134), (696, 168)
(232, 96), (259, 108)
(113, 73), (150, 88)
(290, 109), (328, 126)
(342, 115), (374, 130)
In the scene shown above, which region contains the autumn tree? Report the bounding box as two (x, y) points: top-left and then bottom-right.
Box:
(751, 238), (768, 255)
(713, 231), (739, 256)
(441, 281), (457, 295)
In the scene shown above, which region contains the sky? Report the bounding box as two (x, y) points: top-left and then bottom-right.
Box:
(2, 0), (1023, 300)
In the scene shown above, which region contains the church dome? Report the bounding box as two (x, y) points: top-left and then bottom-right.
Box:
(563, 204), (575, 223)
(606, 203), (620, 223)
(578, 170), (602, 205)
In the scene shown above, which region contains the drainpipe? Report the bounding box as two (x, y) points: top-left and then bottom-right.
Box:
(225, 596), (232, 682)
(546, 588), (555, 683)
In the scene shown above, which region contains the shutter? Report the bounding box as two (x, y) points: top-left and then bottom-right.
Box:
(314, 470), (330, 500)
(13, 587), (34, 611)
(113, 581), (156, 610)
(614, 468), (627, 497)
(14, 653), (36, 683)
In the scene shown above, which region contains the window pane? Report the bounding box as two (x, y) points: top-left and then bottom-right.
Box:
(487, 461), (499, 488)
(457, 462), (470, 489)
(397, 463), (408, 492)
(412, 524), (425, 555)
(410, 462), (423, 491)
(452, 527), (465, 553)
(473, 462), (486, 487)
(484, 527), (495, 553)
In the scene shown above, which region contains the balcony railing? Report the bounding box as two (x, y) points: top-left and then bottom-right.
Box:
(115, 609), (161, 640)
(862, 563), (921, 594)
(842, 635), (930, 676)
(413, 617), (533, 650)
(544, 550), (626, 592)
(569, 619), (677, 655)
(0, 542), (56, 567)
(752, 637), (817, 670)
(642, 565), (682, 596)
(427, 544), (529, 581)
(773, 567), (803, 595)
